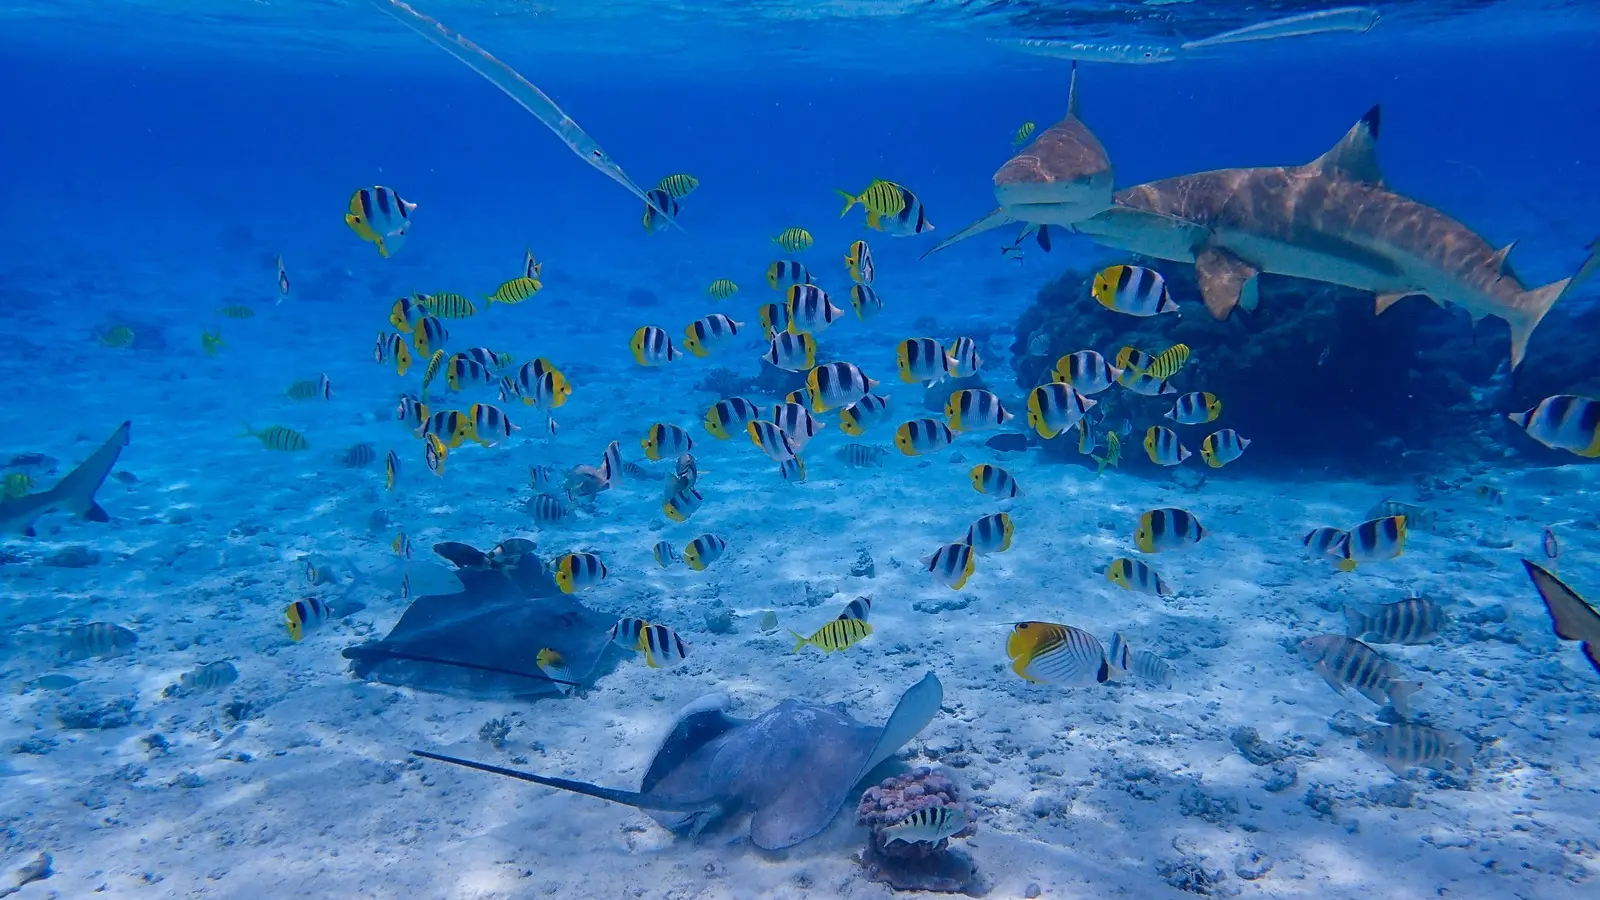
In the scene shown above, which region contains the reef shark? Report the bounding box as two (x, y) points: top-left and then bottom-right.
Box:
(923, 61), (1115, 257)
(0, 421), (130, 536)
(1071, 106), (1599, 368)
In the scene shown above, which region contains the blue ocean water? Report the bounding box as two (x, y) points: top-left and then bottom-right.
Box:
(3, 2), (1600, 897)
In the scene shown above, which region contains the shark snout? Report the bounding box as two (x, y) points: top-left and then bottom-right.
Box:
(994, 170), (1114, 226)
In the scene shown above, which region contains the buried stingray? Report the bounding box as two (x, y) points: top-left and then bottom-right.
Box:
(344, 537), (625, 700)
(415, 672), (944, 850)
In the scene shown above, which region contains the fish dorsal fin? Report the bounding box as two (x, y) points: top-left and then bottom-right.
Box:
(1490, 241), (1518, 277)
(1067, 61), (1081, 119)
(1310, 104), (1384, 185)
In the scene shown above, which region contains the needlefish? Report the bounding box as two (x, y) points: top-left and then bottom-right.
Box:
(368, 0), (680, 229)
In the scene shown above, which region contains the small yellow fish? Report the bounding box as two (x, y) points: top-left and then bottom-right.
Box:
(536, 647), (575, 695)
(1, 473), (33, 499)
(845, 240), (875, 285)
(631, 325), (684, 366)
(424, 432), (447, 476)
(241, 424), (309, 451)
(391, 532), (413, 559)
(707, 278), (738, 300)
(836, 180), (908, 220)
(1134, 343), (1191, 379)
(200, 329), (225, 357)
(790, 617), (873, 654)
(345, 185), (415, 258)
(655, 173), (700, 199)
(773, 227), (814, 252)
(419, 292), (476, 319)
(285, 596), (330, 642)
(1012, 121), (1036, 147)
(486, 276), (541, 305)
(554, 552), (607, 593)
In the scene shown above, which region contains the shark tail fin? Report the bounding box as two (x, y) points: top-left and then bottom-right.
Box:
(1508, 239), (1600, 369)
(1067, 60), (1080, 118)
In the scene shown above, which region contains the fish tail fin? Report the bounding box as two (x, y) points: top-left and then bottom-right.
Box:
(835, 189), (859, 217)
(1511, 240), (1600, 368)
(1341, 604), (1371, 638)
(788, 630), (809, 654)
(1336, 558), (1357, 573)
(238, 422), (256, 439)
(1387, 680), (1423, 717)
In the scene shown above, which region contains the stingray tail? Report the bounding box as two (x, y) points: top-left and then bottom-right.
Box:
(1509, 238), (1600, 369)
(411, 750), (714, 812)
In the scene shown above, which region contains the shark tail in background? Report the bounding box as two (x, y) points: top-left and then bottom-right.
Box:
(1509, 239), (1600, 369)
(1, 420), (130, 536)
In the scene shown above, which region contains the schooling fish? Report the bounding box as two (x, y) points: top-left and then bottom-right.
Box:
(1143, 425), (1191, 466)
(413, 316), (449, 357)
(772, 402), (825, 452)
(390, 295), (427, 333)
(446, 355), (493, 392)
(523, 249), (543, 279)
(757, 302), (790, 341)
(845, 239), (875, 284)
(528, 494), (571, 524)
(630, 325), (684, 366)
(656, 173), (699, 198)
(1199, 429), (1250, 468)
(970, 463), (1021, 498)
(1094, 430), (1123, 475)
(786, 284), (844, 335)
(1105, 632), (1174, 687)
(466, 403), (518, 447)
(1134, 507), (1206, 553)
(385, 449), (401, 491)
(965, 512), (1014, 554)
(748, 420), (798, 463)
(285, 596), (332, 642)
(1006, 621), (1110, 687)
(419, 409), (472, 448)
(896, 337), (957, 386)
(762, 331), (816, 372)
(609, 616), (649, 650)
(59, 622), (139, 661)
(1052, 350), (1122, 395)
(1106, 557), (1173, 596)
(285, 374), (333, 402)
(1133, 343), (1190, 379)
(420, 292), (477, 319)
(535, 648), (575, 696)
(242, 425), (309, 452)
(683, 314), (744, 357)
(1298, 634), (1423, 716)
(945, 390), (1013, 432)
(652, 540), (681, 568)
(846, 284), (884, 321)
(778, 456), (807, 483)
(1344, 596), (1448, 645)
(922, 540), (976, 590)
(870, 183), (935, 236)
(1092, 265), (1179, 316)
(766, 260), (811, 290)
(553, 551), (607, 593)
(640, 623), (690, 668)
(663, 487), (704, 523)
(178, 661), (239, 693)
(641, 423), (694, 462)
(1167, 392), (1222, 425)
(791, 617), (873, 654)
(707, 278), (738, 301)
(424, 433), (448, 476)
(838, 180), (908, 219)
(839, 394), (892, 436)
(773, 227), (814, 252)
(682, 533), (727, 571)
(704, 397), (762, 440)
(642, 188), (681, 233)
(1026, 382), (1095, 439)
(837, 443), (887, 469)
(1333, 515), (1407, 572)
(1507, 395), (1600, 457)
(948, 337), (982, 377)
(1359, 723), (1474, 775)
(894, 418), (955, 456)
(338, 444), (377, 469)
(487, 276), (541, 305)
(420, 349), (445, 398)
(806, 362), (877, 413)
(1302, 526), (1346, 560)
(345, 185), (415, 258)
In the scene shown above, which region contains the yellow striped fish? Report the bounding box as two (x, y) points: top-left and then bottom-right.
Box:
(241, 424), (309, 451)
(708, 278), (738, 300)
(420, 292), (476, 319)
(773, 227), (813, 252)
(1134, 343), (1191, 379)
(836, 179), (907, 219)
(486, 276), (541, 305)
(1012, 121), (1036, 147)
(790, 617), (873, 654)
(655, 173), (699, 199)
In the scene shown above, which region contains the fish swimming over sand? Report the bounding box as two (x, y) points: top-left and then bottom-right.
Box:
(925, 63), (1114, 257)
(0, 420), (129, 536)
(1071, 105), (1600, 367)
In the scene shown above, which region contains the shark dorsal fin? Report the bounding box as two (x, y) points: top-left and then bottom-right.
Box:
(1310, 104), (1384, 185)
(1067, 61), (1080, 119)
(1490, 241), (1518, 276)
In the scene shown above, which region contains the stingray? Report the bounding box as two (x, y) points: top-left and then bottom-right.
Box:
(343, 537), (624, 700)
(415, 672), (944, 850)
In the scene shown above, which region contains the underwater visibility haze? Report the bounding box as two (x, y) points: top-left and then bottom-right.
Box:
(2, 0), (1600, 897)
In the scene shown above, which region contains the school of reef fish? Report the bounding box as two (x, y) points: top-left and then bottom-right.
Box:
(6, 2), (1600, 891)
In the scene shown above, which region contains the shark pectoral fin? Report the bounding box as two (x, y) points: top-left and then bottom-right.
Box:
(920, 209), (1015, 259)
(1374, 292), (1413, 314)
(1193, 246), (1259, 320)
(1309, 104), (1384, 185)
(84, 502), (108, 523)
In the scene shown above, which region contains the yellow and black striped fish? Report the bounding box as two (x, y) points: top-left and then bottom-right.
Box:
(1091, 265), (1179, 317)
(848, 284), (883, 321)
(839, 394), (891, 436)
(791, 617), (873, 654)
(683, 313), (743, 357)
(1508, 395), (1600, 457)
(640, 623), (690, 668)
(772, 402), (825, 452)
(970, 462), (1021, 498)
(1107, 557), (1173, 596)
(418, 409), (471, 448)
(945, 389), (1014, 432)
(773, 227), (813, 253)
(836, 179), (907, 220)
(1199, 428), (1250, 468)
(1333, 515), (1406, 572)
(762, 331), (816, 372)
(285, 596), (331, 641)
(766, 260), (811, 291)
(1167, 392), (1221, 425)
(1143, 425), (1191, 466)
(467, 403), (518, 446)
(922, 541), (976, 590)
(785, 284), (843, 335)
(894, 418), (955, 456)
(704, 396), (762, 440)
(1012, 121), (1036, 147)
(642, 188), (680, 233)
(663, 486), (704, 522)
(411, 315), (448, 358)
(554, 551), (607, 593)
(1052, 350), (1122, 395)
(1026, 382), (1095, 439)
(896, 337), (956, 386)
(424, 432), (447, 476)
(1134, 343), (1191, 379)
(747, 420), (798, 463)
(420, 292), (477, 319)
(445, 355), (491, 391)
(486, 276), (541, 305)
(345, 185), (415, 258)
(805, 362), (877, 413)
(655, 173), (699, 199)
(242, 424), (308, 452)
(845, 239), (875, 285)
(285, 374), (332, 401)
(338, 443), (377, 468)
(682, 533), (727, 571)
(1007, 621), (1111, 686)
(385, 449), (400, 491)
(707, 278), (738, 300)
(965, 511), (1014, 554)
(1134, 507), (1206, 553)
(631, 325), (684, 366)
(641, 423), (694, 461)
(390, 295), (427, 333)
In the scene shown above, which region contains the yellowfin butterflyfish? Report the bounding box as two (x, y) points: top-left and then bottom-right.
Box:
(747, 420), (798, 463)
(1107, 557), (1173, 596)
(965, 512), (1014, 554)
(1052, 350), (1122, 395)
(970, 462), (1021, 498)
(411, 315), (448, 357)
(653, 540), (680, 567)
(785, 284), (843, 335)
(761, 331), (816, 372)
(682, 533), (727, 571)
(894, 418), (955, 456)
(385, 449), (400, 491)
(1143, 425), (1191, 466)
(285, 596), (330, 642)
(848, 284), (883, 321)
(609, 616), (648, 650)
(1333, 516), (1406, 572)
(663, 486), (704, 523)
(948, 337), (982, 377)
(896, 337), (956, 386)
(344, 185), (415, 258)
(418, 409), (471, 448)
(1167, 392), (1222, 425)
(466, 403), (518, 447)
(642, 188), (680, 233)
(1026, 382), (1095, 439)
(772, 402), (824, 452)
(424, 433), (448, 475)
(640, 623), (689, 668)
(641, 423), (694, 461)
(945, 389), (1013, 432)
(1508, 395), (1600, 457)
(683, 313), (743, 357)
(390, 295), (426, 333)
(766, 260), (810, 290)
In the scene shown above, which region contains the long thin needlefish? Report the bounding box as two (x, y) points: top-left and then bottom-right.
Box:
(1181, 7), (1380, 51)
(368, 0), (680, 229)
